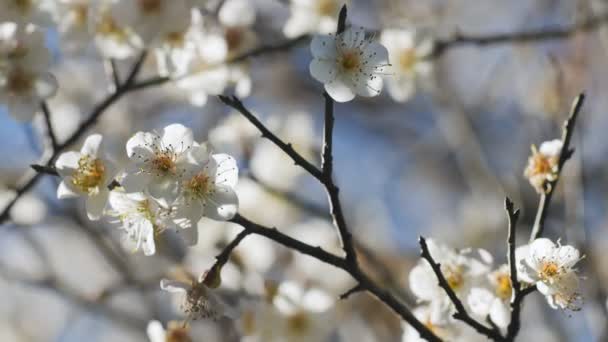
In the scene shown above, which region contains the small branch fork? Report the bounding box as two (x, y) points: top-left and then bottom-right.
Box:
(530, 93), (585, 241)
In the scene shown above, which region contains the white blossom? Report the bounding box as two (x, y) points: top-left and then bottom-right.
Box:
(122, 123), (194, 206)
(56, 0), (92, 51)
(0, 24), (57, 121)
(160, 276), (237, 320)
(173, 143), (239, 226)
(380, 28), (433, 102)
(147, 320), (191, 342)
(90, 1), (142, 59)
(55, 134), (117, 220)
(110, 0), (192, 46)
(467, 265), (512, 328)
(0, 0), (56, 27)
(283, 0), (348, 38)
(309, 27), (389, 102)
(524, 139), (563, 194)
(519, 238), (583, 310)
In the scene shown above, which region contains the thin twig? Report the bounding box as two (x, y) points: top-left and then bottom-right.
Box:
(432, 13), (608, 57)
(339, 284), (364, 300)
(530, 93), (585, 241)
(419, 236), (504, 341)
(505, 197), (523, 340)
(40, 101), (58, 151)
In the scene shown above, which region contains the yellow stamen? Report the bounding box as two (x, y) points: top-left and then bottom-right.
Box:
(72, 156), (105, 193)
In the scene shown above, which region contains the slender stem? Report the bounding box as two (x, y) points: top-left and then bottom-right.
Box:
(419, 236), (504, 341)
(40, 101), (58, 151)
(530, 94), (585, 241)
(505, 197), (523, 340)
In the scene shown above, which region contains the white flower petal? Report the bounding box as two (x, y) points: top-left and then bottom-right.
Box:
(34, 72), (58, 99)
(86, 189), (109, 220)
(212, 153), (238, 188)
(80, 134), (103, 157)
(121, 169), (151, 193)
(556, 245), (581, 268)
(161, 123), (193, 152)
(528, 238), (556, 269)
(204, 186), (238, 221)
(160, 279), (191, 293)
(55, 151), (81, 176)
(309, 59), (337, 83)
(126, 132), (157, 159)
(148, 177), (180, 204)
(310, 34), (337, 59)
(219, 0), (256, 27)
(146, 321), (166, 342)
(339, 27), (366, 49)
(324, 79), (355, 102)
(57, 181), (79, 199)
(489, 298), (510, 328)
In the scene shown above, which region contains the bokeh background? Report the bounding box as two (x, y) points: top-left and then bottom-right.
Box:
(0, 0), (607, 341)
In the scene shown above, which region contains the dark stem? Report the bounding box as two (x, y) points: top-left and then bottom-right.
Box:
(40, 101), (58, 150)
(530, 93), (585, 241)
(504, 197), (524, 340)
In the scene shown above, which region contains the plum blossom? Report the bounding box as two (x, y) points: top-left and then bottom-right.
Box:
(283, 0), (348, 38)
(0, 0), (56, 27)
(160, 276), (237, 320)
(402, 304), (458, 342)
(0, 24), (58, 121)
(519, 238), (583, 310)
(173, 143), (239, 226)
(524, 139), (562, 194)
(56, 0), (92, 50)
(91, 2), (142, 59)
(147, 320), (192, 342)
(110, 0), (192, 46)
(467, 265), (512, 328)
(309, 27), (389, 102)
(122, 123), (194, 205)
(380, 28), (433, 102)
(409, 239), (491, 306)
(55, 134), (117, 220)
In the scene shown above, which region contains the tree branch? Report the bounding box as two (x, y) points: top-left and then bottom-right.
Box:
(504, 197), (524, 340)
(419, 236), (504, 341)
(40, 101), (58, 151)
(530, 93), (585, 241)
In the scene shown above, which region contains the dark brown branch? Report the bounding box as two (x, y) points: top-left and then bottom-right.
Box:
(214, 229), (251, 269)
(230, 214), (441, 342)
(433, 14), (608, 57)
(530, 93), (585, 241)
(123, 51), (148, 86)
(339, 284), (364, 300)
(504, 197), (523, 340)
(419, 236), (504, 341)
(218, 95), (324, 180)
(41, 101), (58, 150)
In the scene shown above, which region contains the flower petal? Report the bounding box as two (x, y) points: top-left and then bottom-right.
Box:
(55, 151), (81, 177)
(80, 134), (103, 157)
(161, 123), (193, 152)
(556, 245), (581, 269)
(86, 189), (109, 220)
(121, 168), (151, 193)
(527, 238), (556, 270)
(310, 34), (336, 59)
(212, 153), (238, 188)
(204, 186), (238, 220)
(126, 132), (157, 159)
(324, 79), (355, 102)
(148, 177), (180, 204)
(34, 72), (58, 98)
(57, 181), (79, 199)
(309, 59), (337, 84)
(160, 279), (190, 293)
(146, 321), (166, 342)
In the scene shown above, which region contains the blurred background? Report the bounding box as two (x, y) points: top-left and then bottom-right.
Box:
(0, 0), (607, 341)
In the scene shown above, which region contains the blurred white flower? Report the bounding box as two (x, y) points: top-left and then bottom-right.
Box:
(153, 7), (199, 77)
(147, 320), (191, 342)
(283, 0), (348, 38)
(519, 238), (582, 310)
(107, 191), (180, 255)
(309, 27), (389, 102)
(110, 0), (192, 46)
(173, 143), (239, 225)
(409, 239), (491, 306)
(467, 264), (513, 328)
(91, 2), (142, 59)
(0, 0), (56, 27)
(524, 139), (562, 194)
(402, 304), (457, 342)
(380, 28), (433, 102)
(122, 123), (193, 206)
(56, 0), (92, 51)
(0, 24), (57, 121)
(160, 276), (237, 320)
(55, 134), (117, 220)
(218, 0), (256, 58)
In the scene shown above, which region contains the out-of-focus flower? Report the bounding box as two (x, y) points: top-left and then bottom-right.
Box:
(56, 0), (92, 51)
(160, 276), (237, 320)
(309, 27), (389, 102)
(110, 0), (192, 46)
(173, 143), (239, 226)
(283, 0), (348, 38)
(218, 0), (256, 59)
(524, 139), (562, 194)
(401, 304), (458, 342)
(467, 265), (512, 328)
(55, 134), (117, 220)
(122, 123), (193, 206)
(380, 28), (433, 102)
(91, 2), (142, 59)
(153, 7), (199, 77)
(0, 24), (57, 121)
(519, 238), (583, 310)
(409, 239), (491, 306)
(0, 0), (56, 27)
(147, 320), (192, 342)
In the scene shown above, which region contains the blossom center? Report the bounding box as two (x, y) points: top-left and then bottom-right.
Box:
(151, 152), (177, 175)
(166, 323), (192, 342)
(72, 156), (105, 193)
(97, 11), (128, 40)
(139, 0), (162, 13)
(286, 311), (310, 335)
(399, 48), (418, 72)
(166, 31), (185, 47)
(184, 172), (211, 199)
(6, 68), (33, 95)
(70, 4), (89, 27)
(339, 51), (360, 71)
(225, 27), (244, 52)
(444, 266), (464, 291)
(495, 274), (512, 300)
(316, 0), (337, 17)
(540, 261), (559, 281)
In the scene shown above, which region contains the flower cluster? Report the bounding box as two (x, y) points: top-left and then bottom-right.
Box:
(403, 238), (583, 341)
(524, 139), (563, 193)
(55, 123), (239, 256)
(0, 5), (57, 121)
